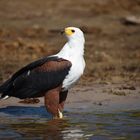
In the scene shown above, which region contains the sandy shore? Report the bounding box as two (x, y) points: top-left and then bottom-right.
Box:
(0, 1), (140, 114)
(0, 83), (140, 113)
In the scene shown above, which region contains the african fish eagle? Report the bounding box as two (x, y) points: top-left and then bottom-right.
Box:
(0, 27), (85, 119)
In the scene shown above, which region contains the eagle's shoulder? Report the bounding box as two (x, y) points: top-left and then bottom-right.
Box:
(0, 56), (72, 99)
(34, 57), (72, 72)
(12, 56), (71, 80)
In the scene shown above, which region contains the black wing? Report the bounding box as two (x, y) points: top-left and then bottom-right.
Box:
(0, 56), (72, 99)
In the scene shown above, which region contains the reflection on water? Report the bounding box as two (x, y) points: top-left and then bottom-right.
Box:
(0, 106), (140, 140)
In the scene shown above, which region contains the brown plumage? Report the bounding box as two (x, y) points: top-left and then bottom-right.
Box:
(0, 56), (72, 118)
(0, 27), (85, 119)
(34, 58), (71, 72)
(38, 59), (71, 118)
(44, 87), (68, 118)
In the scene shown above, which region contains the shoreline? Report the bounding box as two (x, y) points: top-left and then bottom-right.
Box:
(0, 83), (140, 113)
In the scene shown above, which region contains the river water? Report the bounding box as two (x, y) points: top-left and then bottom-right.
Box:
(0, 106), (140, 140)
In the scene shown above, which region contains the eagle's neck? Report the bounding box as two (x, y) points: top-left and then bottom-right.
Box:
(57, 40), (85, 61)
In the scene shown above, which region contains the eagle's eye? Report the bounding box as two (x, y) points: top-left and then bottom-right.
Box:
(71, 29), (75, 33)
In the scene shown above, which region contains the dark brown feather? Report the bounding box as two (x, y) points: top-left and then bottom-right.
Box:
(0, 57), (72, 99)
(34, 58), (71, 72)
(44, 86), (61, 118)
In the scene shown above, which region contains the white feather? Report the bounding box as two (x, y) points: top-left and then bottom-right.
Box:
(56, 27), (85, 91)
(2, 95), (10, 100)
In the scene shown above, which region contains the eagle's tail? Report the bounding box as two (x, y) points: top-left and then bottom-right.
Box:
(0, 84), (4, 93)
(0, 85), (5, 99)
(0, 86), (10, 100)
(0, 80), (11, 100)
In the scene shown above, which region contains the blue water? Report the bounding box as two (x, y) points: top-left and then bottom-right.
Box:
(0, 106), (140, 140)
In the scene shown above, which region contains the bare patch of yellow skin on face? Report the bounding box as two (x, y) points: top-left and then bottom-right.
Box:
(65, 28), (74, 36)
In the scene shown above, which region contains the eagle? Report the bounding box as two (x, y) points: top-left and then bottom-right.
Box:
(0, 27), (85, 119)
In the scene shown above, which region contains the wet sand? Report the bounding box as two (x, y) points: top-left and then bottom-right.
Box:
(0, 1), (140, 139)
(0, 83), (140, 113)
(0, 0), (139, 117)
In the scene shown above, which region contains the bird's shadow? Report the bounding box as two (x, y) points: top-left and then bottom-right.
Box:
(0, 106), (52, 118)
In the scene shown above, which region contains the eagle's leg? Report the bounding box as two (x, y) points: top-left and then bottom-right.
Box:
(59, 90), (68, 112)
(44, 86), (63, 119)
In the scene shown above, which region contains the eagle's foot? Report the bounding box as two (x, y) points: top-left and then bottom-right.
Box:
(53, 109), (63, 119)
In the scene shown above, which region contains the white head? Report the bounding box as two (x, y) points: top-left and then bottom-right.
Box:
(57, 27), (85, 59)
(64, 27), (85, 44)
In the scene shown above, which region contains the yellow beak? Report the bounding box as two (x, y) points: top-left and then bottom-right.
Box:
(65, 28), (73, 36)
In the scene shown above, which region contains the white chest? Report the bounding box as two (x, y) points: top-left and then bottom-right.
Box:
(62, 57), (85, 90)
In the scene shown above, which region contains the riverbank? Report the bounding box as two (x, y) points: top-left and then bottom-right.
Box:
(0, 83), (140, 114)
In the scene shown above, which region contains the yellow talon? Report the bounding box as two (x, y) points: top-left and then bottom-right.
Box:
(52, 109), (63, 119)
(58, 109), (63, 119)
